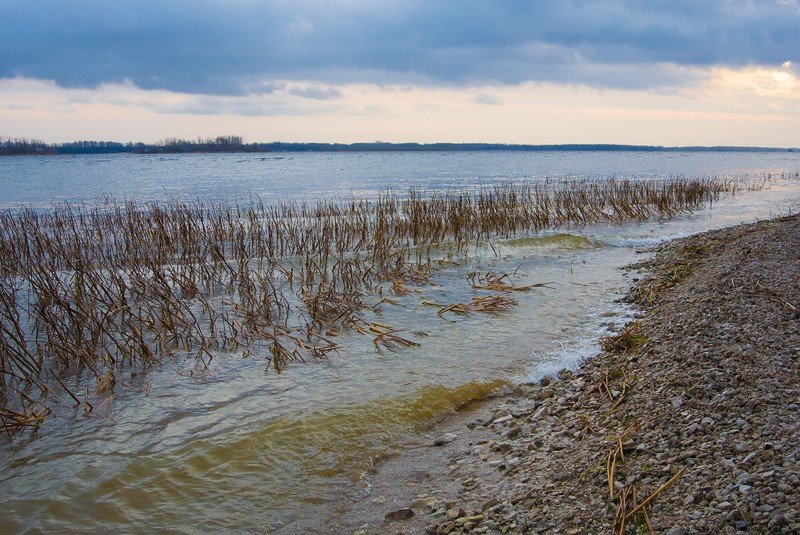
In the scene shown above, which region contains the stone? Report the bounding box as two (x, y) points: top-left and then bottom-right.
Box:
(492, 415), (513, 426)
(385, 508), (415, 521)
(481, 498), (499, 511)
(446, 506), (465, 520)
(436, 521), (456, 534)
(411, 497), (441, 509)
(433, 433), (458, 446)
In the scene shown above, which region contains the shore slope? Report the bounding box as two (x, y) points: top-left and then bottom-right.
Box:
(339, 214), (800, 534)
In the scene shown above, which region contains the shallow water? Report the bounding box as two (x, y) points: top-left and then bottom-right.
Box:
(0, 152), (798, 533)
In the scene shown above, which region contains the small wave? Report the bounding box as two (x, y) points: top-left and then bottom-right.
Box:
(519, 301), (637, 384)
(498, 233), (595, 250)
(238, 379), (509, 466)
(593, 233), (688, 248)
(7, 379), (508, 532)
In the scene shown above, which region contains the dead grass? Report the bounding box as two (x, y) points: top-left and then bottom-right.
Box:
(0, 175), (763, 434)
(601, 322), (649, 354)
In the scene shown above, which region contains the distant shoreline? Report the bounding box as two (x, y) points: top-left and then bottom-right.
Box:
(0, 138), (797, 156)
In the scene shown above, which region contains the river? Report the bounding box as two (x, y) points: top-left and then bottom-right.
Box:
(0, 151), (798, 533)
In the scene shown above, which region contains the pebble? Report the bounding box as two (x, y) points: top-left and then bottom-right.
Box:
(433, 433), (458, 447)
(411, 497), (440, 509)
(492, 415), (513, 426)
(385, 508), (415, 521)
(446, 507), (465, 520)
(701, 416), (715, 427)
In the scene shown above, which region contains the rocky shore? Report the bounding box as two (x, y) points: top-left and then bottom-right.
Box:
(339, 214), (800, 534)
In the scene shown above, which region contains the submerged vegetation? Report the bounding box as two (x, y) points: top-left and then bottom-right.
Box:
(0, 176), (765, 434)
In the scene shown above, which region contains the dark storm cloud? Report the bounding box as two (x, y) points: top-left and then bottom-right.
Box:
(1, 0), (798, 94)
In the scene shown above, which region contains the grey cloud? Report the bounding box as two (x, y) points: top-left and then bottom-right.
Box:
(0, 1), (798, 95)
(288, 86), (342, 100)
(242, 81), (286, 95)
(473, 93), (504, 105)
(153, 96), (330, 117)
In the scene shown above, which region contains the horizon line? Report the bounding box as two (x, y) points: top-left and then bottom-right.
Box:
(1, 137), (798, 155)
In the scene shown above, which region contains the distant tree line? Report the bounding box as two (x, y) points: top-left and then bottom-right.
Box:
(0, 135), (247, 155)
(0, 135), (794, 155)
(0, 137), (53, 155)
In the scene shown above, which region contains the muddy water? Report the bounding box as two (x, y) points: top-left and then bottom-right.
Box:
(1, 153), (799, 534)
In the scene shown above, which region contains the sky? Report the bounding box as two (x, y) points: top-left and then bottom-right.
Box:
(1, 0), (799, 146)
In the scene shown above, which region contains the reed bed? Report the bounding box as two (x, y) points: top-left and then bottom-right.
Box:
(0, 176), (761, 434)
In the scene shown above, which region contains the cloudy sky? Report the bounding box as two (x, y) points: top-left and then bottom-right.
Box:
(1, 1), (799, 145)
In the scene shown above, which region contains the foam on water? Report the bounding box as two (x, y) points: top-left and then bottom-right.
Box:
(519, 299), (639, 384)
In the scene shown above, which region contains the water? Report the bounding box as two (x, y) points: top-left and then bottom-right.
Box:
(1, 150), (799, 207)
(0, 151), (798, 534)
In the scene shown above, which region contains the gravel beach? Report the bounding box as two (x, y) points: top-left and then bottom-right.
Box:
(339, 214), (800, 535)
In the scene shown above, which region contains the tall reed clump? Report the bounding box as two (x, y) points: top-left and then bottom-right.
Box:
(0, 175), (764, 434)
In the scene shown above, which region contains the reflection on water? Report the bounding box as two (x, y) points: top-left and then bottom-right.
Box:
(0, 153), (798, 533)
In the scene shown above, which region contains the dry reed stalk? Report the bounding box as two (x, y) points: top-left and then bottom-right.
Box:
(437, 295), (519, 316)
(577, 413), (599, 435)
(600, 368), (632, 411)
(469, 271), (554, 292)
(612, 467), (685, 534)
(606, 421), (640, 498)
(0, 174), (767, 433)
(612, 485), (635, 535)
(368, 322), (420, 349)
(625, 467), (686, 520)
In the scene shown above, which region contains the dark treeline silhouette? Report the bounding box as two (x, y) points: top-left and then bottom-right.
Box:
(57, 141), (144, 154)
(0, 137), (54, 155)
(0, 135), (795, 155)
(0, 135), (246, 155)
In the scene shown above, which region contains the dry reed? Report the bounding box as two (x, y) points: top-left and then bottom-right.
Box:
(0, 175), (765, 434)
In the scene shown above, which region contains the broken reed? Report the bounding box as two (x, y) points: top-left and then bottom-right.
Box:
(0, 176), (758, 433)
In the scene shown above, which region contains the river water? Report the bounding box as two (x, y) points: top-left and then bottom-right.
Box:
(0, 151), (798, 534)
